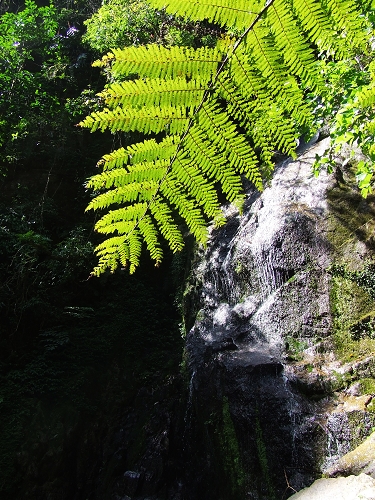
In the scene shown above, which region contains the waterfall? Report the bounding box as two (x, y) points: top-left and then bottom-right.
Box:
(181, 138), (375, 499)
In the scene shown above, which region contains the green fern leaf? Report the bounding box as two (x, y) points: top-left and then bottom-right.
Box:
(138, 214), (163, 264)
(173, 154), (224, 219)
(79, 105), (191, 135)
(98, 77), (208, 111)
(159, 174), (209, 243)
(150, 196), (184, 252)
(95, 44), (223, 82)
(196, 100), (262, 190)
(98, 147), (129, 171)
(86, 160), (168, 193)
(94, 203), (148, 233)
(265, 0), (324, 91)
(325, 0), (367, 49)
(291, 0), (345, 56)
(93, 236), (130, 276)
(147, 0), (261, 31)
(128, 231), (143, 273)
(81, 0), (367, 275)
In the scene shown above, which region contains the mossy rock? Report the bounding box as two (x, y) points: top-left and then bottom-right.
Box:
(326, 168), (375, 363)
(358, 378), (375, 395)
(330, 275), (375, 362)
(326, 431), (375, 478)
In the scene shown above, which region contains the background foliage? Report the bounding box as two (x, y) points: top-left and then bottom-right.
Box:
(312, 8), (375, 197)
(0, 1), (187, 497)
(82, 0), (219, 54)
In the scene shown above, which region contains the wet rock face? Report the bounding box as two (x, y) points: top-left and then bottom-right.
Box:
(183, 139), (375, 499)
(326, 430), (375, 479)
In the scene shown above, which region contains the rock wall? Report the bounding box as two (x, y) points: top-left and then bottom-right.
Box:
(182, 138), (375, 499)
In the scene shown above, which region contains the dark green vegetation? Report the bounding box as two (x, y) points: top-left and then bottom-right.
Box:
(0, 266), (184, 496)
(0, 1), (187, 497)
(82, 0), (219, 54)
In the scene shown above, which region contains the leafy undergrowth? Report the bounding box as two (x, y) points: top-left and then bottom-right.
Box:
(0, 254), (185, 497)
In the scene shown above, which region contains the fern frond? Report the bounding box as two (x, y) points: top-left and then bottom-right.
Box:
(86, 160), (168, 192)
(98, 77), (208, 111)
(184, 129), (238, 201)
(233, 24), (314, 125)
(126, 136), (179, 164)
(196, 100), (262, 190)
(81, 0), (367, 275)
(92, 236), (130, 276)
(325, 0), (367, 49)
(98, 147), (129, 171)
(86, 181), (159, 210)
(138, 214), (163, 264)
(94, 136), (178, 177)
(227, 45), (312, 127)
(220, 52), (276, 116)
(94, 203), (148, 233)
(149, 196), (184, 252)
(244, 26), (292, 100)
(79, 105), (191, 135)
(184, 123), (246, 203)
(160, 174), (209, 243)
(147, 0), (261, 31)
(254, 105), (298, 158)
(173, 154), (224, 219)
(128, 231), (143, 273)
(266, 0), (323, 91)
(97, 220), (138, 236)
(291, 0), (345, 55)
(219, 80), (298, 162)
(96, 44), (223, 81)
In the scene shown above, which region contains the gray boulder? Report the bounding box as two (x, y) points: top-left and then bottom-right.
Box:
(289, 474), (375, 499)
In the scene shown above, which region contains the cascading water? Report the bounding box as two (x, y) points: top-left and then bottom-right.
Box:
(180, 138), (375, 499)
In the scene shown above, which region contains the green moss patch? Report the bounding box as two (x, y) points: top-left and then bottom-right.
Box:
(219, 396), (246, 495)
(255, 415), (276, 500)
(330, 274), (375, 362)
(358, 378), (375, 395)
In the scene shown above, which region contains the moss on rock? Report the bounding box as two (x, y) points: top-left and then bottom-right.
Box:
(358, 378), (375, 395)
(219, 396), (246, 495)
(330, 274), (375, 362)
(326, 171), (375, 363)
